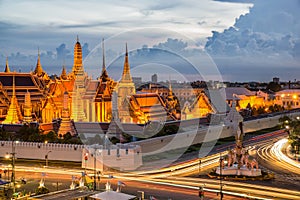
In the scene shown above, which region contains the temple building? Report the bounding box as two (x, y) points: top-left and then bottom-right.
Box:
(0, 56), (49, 123)
(57, 91), (76, 136)
(0, 36), (233, 136)
(2, 74), (22, 124)
(116, 44), (136, 123)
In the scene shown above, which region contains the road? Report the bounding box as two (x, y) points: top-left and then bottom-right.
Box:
(3, 129), (300, 199)
(256, 137), (300, 191)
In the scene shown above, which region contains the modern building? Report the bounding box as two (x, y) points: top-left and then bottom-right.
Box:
(151, 73), (157, 83)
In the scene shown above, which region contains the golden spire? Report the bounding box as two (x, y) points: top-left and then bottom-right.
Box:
(2, 73), (22, 124)
(5, 57), (11, 73)
(120, 43), (132, 83)
(23, 90), (32, 123)
(60, 65), (67, 80)
(72, 36), (83, 74)
(102, 38), (106, 70)
(168, 79), (173, 96)
(34, 48), (44, 76)
(13, 72), (15, 96)
(100, 38), (109, 81)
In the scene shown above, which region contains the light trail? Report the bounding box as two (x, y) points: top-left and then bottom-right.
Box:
(6, 130), (299, 199)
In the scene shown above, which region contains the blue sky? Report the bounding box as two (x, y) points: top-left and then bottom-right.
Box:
(1, 0), (299, 82)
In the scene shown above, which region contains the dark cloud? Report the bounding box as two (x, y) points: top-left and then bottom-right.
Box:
(147, 1), (179, 11)
(58, 21), (119, 29)
(197, 21), (207, 26)
(205, 0), (300, 58)
(204, 0), (300, 81)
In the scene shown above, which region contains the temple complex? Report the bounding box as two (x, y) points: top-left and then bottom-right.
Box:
(0, 37), (234, 136)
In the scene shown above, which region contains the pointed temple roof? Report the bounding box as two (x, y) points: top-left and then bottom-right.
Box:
(120, 43), (132, 83)
(34, 49), (44, 76)
(4, 57), (10, 73)
(100, 38), (109, 81)
(168, 80), (173, 96)
(60, 65), (68, 80)
(23, 90), (32, 123)
(2, 74), (22, 124)
(72, 35), (83, 74)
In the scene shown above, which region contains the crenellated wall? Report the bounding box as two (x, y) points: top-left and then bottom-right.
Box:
(131, 112), (300, 154)
(0, 141), (83, 162)
(0, 112), (299, 166)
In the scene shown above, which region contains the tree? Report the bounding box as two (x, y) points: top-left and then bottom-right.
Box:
(0, 129), (12, 140)
(44, 131), (57, 143)
(266, 82), (281, 92)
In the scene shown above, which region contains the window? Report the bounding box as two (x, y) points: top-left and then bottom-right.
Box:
(126, 148), (128, 155)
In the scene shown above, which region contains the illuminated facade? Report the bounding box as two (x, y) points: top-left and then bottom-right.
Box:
(224, 87), (267, 110)
(0, 37), (223, 134)
(275, 89), (300, 109)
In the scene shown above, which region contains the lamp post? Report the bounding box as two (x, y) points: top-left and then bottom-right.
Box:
(45, 151), (52, 168)
(93, 148), (97, 191)
(5, 140), (18, 194)
(219, 155), (224, 200)
(198, 159), (202, 177)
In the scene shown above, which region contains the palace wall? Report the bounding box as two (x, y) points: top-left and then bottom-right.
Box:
(130, 111), (300, 154)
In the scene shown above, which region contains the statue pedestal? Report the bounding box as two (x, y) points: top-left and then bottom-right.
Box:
(216, 165), (262, 177)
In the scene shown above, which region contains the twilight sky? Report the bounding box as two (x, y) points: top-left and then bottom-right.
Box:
(0, 0), (299, 82)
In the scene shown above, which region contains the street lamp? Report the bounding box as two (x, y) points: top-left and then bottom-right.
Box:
(219, 155), (224, 200)
(45, 151), (52, 168)
(93, 148), (97, 191)
(198, 159), (202, 177)
(5, 140), (18, 194)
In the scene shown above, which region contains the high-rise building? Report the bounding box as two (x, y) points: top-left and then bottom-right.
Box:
(151, 74), (158, 83)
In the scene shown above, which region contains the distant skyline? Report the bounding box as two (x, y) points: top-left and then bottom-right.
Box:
(1, 0), (299, 82)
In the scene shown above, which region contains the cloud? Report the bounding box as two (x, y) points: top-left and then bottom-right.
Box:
(205, 0), (300, 58)
(203, 0), (300, 81)
(56, 44), (70, 61)
(153, 38), (187, 53)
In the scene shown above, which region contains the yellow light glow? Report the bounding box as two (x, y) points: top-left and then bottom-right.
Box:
(281, 94), (285, 97)
(5, 154), (10, 159)
(293, 95), (297, 99)
(285, 125), (290, 129)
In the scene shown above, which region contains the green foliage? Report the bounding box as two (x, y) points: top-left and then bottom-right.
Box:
(266, 81), (282, 92)
(279, 116), (300, 153)
(0, 129), (12, 140)
(44, 131), (57, 142)
(268, 104), (284, 113)
(17, 125), (42, 142)
(279, 116), (292, 128)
